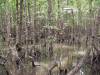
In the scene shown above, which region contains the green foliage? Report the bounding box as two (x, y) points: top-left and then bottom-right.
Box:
(0, 0), (99, 24)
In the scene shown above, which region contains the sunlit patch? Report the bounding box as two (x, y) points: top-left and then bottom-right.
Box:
(74, 51), (86, 56)
(63, 7), (78, 14)
(8, 0), (12, 2)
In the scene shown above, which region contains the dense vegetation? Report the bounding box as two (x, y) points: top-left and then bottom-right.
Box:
(0, 0), (100, 75)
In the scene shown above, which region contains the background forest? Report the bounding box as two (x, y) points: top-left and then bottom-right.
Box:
(0, 0), (100, 75)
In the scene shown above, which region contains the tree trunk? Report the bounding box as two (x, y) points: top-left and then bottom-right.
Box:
(16, 0), (19, 44)
(16, 0), (23, 44)
(47, 0), (52, 25)
(19, 0), (23, 43)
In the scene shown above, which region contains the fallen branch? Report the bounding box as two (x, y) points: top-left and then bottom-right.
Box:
(67, 49), (90, 75)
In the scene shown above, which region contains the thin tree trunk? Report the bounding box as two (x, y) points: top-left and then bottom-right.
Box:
(16, 0), (19, 43)
(33, 0), (37, 29)
(47, 0), (52, 25)
(19, 0), (23, 43)
(16, 0), (24, 44)
(5, 5), (11, 47)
